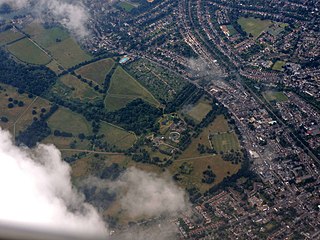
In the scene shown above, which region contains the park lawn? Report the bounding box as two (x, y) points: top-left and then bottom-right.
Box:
(105, 66), (160, 111)
(51, 74), (101, 102)
(47, 107), (92, 135)
(118, 1), (136, 12)
(75, 58), (115, 85)
(47, 37), (92, 68)
(99, 122), (136, 150)
(263, 91), (288, 102)
(185, 99), (212, 123)
(7, 38), (51, 65)
(211, 132), (240, 153)
(23, 22), (69, 48)
(272, 60), (286, 71)
(14, 97), (52, 135)
(0, 29), (24, 46)
(227, 25), (237, 36)
(0, 83), (34, 132)
(169, 155), (240, 193)
(238, 17), (273, 38)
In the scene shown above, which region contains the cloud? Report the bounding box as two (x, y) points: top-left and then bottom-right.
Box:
(0, 129), (107, 238)
(0, 0), (90, 37)
(112, 168), (190, 219)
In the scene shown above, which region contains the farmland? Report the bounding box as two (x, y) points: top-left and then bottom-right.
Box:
(238, 17), (273, 37)
(75, 58), (115, 86)
(105, 66), (160, 111)
(0, 29), (24, 46)
(7, 38), (51, 65)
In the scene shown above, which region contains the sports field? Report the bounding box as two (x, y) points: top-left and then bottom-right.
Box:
(0, 29), (24, 46)
(263, 91), (288, 102)
(185, 99), (212, 123)
(118, 1), (136, 12)
(238, 17), (273, 37)
(51, 74), (101, 102)
(272, 61), (286, 71)
(75, 58), (115, 85)
(47, 37), (92, 68)
(105, 66), (160, 111)
(210, 132), (240, 153)
(7, 38), (51, 65)
(99, 122), (136, 150)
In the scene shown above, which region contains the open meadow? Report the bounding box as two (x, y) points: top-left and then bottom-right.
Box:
(185, 98), (212, 123)
(105, 66), (160, 111)
(238, 17), (273, 37)
(75, 58), (115, 86)
(0, 29), (24, 46)
(7, 38), (51, 65)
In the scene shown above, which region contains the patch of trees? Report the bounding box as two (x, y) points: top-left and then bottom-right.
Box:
(165, 83), (198, 113)
(222, 151), (242, 164)
(103, 64), (117, 92)
(202, 169), (216, 184)
(0, 49), (57, 96)
(106, 99), (162, 134)
(100, 163), (124, 180)
(15, 105), (58, 148)
(53, 130), (73, 138)
(0, 116), (8, 122)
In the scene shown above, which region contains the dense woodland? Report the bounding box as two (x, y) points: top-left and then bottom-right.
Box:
(0, 49), (57, 95)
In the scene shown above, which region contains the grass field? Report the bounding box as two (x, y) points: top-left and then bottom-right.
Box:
(0, 29), (24, 46)
(23, 22), (69, 48)
(99, 122), (136, 150)
(7, 38), (51, 65)
(185, 99), (212, 123)
(211, 132), (240, 153)
(118, 1), (136, 12)
(105, 66), (160, 111)
(263, 91), (288, 102)
(51, 74), (102, 102)
(44, 107), (92, 149)
(0, 83), (35, 132)
(47, 37), (92, 68)
(75, 58), (115, 85)
(46, 60), (64, 74)
(272, 60), (286, 71)
(226, 25), (237, 36)
(238, 17), (273, 38)
(48, 108), (92, 135)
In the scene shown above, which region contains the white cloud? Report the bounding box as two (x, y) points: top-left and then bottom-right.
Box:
(0, 0), (90, 37)
(0, 129), (107, 238)
(112, 168), (190, 219)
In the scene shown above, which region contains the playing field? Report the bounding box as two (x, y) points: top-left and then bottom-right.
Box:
(51, 74), (102, 102)
(211, 132), (240, 153)
(118, 1), (136, 12)
(272, 61), (286, 71)
(7, 38), (51, 65)
(105, 66), (160, 111)
(0, 29), (24, 46)
(47, 37), (92, 68)
(263, 91), (288, 102)
(23, 22), (69, 48)
(226, 25), (237, 36)
(238, 17), (273, 37)
(185, 99), (212, 123)
(99, 122), (136, 150)
(75, 58), (115, 85)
